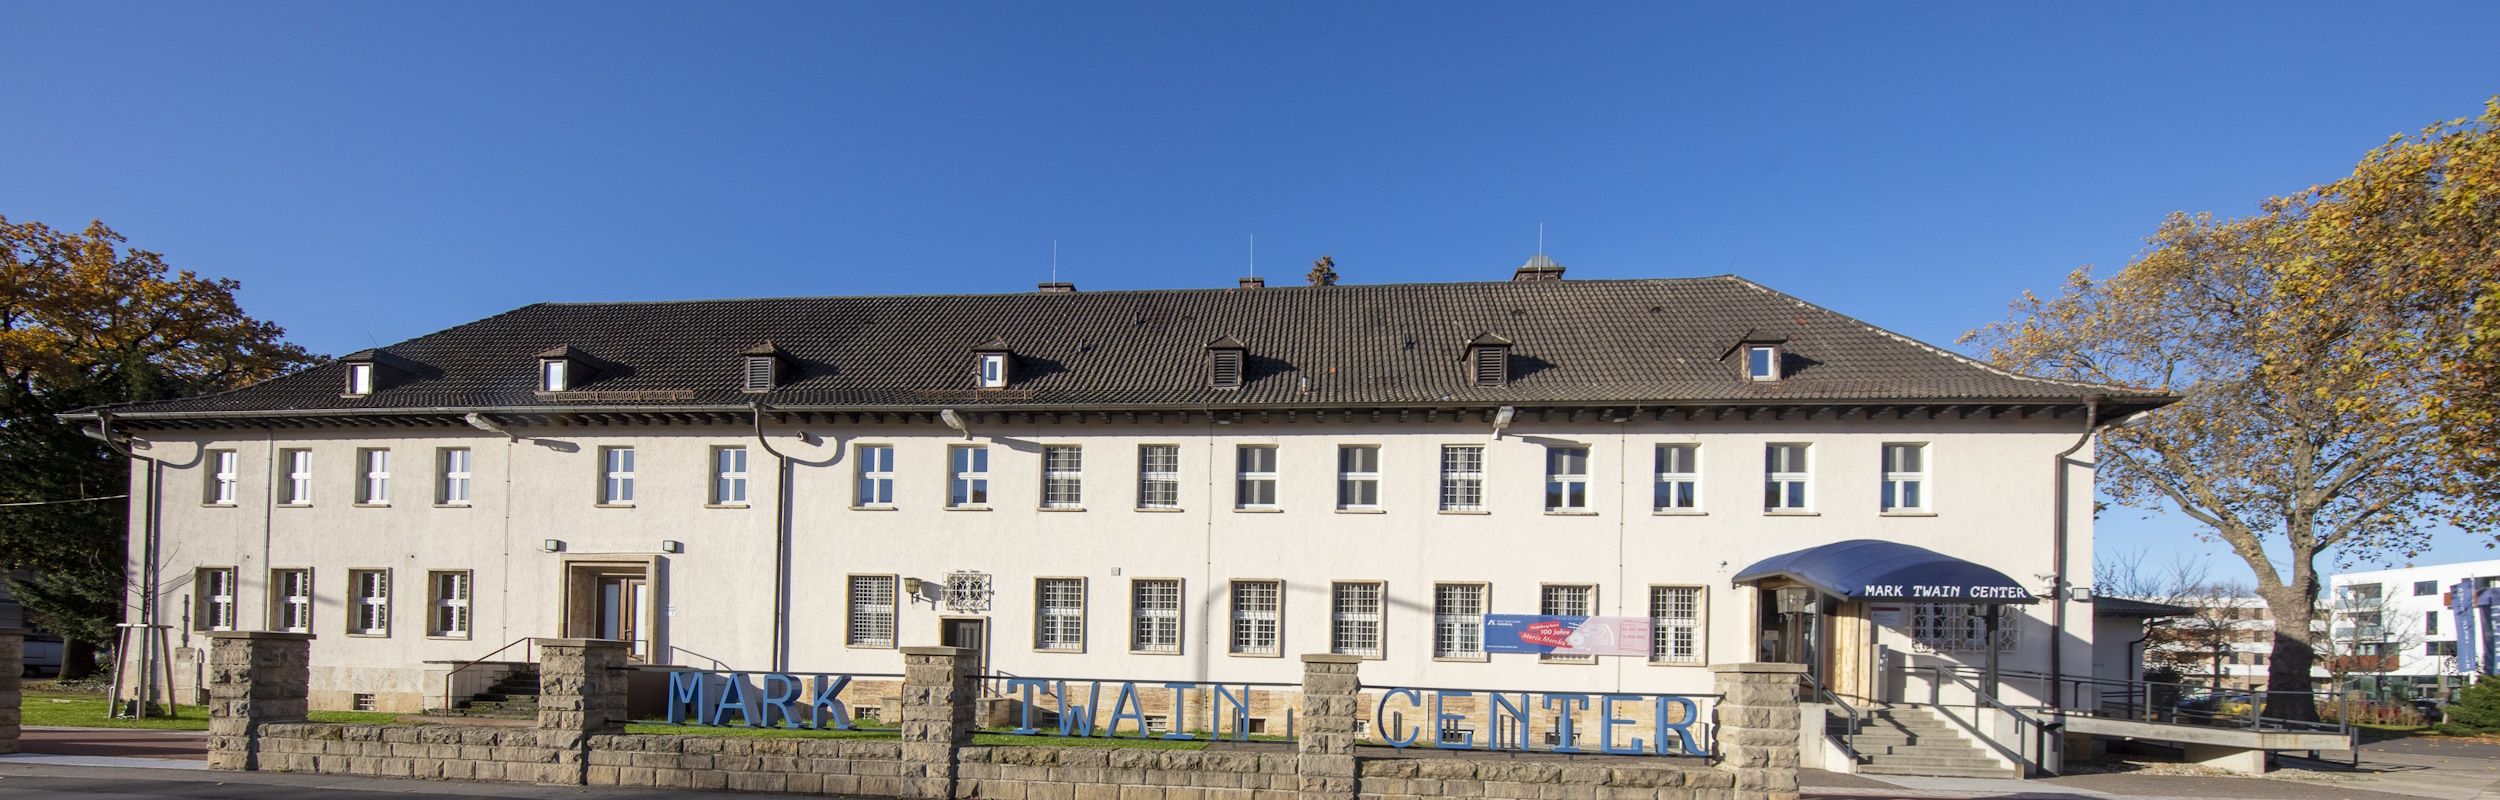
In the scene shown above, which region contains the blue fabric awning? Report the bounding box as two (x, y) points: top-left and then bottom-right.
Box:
(1733, 539), (2038, 604)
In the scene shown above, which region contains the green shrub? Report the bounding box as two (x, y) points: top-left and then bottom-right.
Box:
(2443, 677), (2500, 731)
(2433, 722), (2482, 737)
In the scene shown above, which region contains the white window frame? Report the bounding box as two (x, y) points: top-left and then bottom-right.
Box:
(541, 359), (569, 392)
(1765, 443), (1810, 512)
(1544, 445), (1591, 512)
(280, 449), (312, 506)
(271, 568), (313, 633)
(429, 570), (471, 639)
(1035, 577), (1086, 652)
(347, 363), (374, 395)
(1235, 445), (1278, 510)
(856, 444), (896, 508)
(948, 445), (990, 508)
(1540, 584), (1598, 664)
(1229, 580), (1283, 656)
(1138, 445), (1181, 509)
(600, 446), (635, 506)
(349, 569), (391, 636)
(1130, 579), (1183, 654)
(846, 574), (898, 648)
(978, 353), (1007, 388)
(357, 448), (391, 506)
(713, 446), (749, 506)
(1042, 446), (1083, 509)
(1910, 604), (2018, 653)
(197, 567), (237, 631)
(1330, 581), (1385, 658)
(1433, 583), (1487, 661)
(206, 449), (238, 505)
(1439, 445), (1485, 512)
(1746, 345), (1780, 381)
(1337, 446), (1381, 511)
(1649, 586), (1705, 665)
(1882, 443), (1930, 513)
(439, 447), (472, 506)
(1655, 444), (1700, 512)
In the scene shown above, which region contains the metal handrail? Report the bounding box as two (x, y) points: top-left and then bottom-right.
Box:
(1926, 663), (2351, 735)
(1800, 672), (1860, 760)
(1925, 665), (2048, 776)
(439, 637), (537, 713)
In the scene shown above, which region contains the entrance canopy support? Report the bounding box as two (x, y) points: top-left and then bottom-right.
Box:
(1735, 540), (2039, 703)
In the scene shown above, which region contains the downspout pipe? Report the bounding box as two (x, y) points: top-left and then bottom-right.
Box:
(2049, 396), (2103, 711)
(83, 411), (158, 711)
(750, 401), (796, 672)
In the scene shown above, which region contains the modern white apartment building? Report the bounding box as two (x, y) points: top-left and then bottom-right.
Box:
(2328, 560), (2500, 696)
(68, 260), (2172, 716)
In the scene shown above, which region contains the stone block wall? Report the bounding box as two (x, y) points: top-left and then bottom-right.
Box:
(584, 733), (903, 794)
(1356, 758), (1732, 800)
(255, 723), (566, 782)
(955, 746), (1302, 800)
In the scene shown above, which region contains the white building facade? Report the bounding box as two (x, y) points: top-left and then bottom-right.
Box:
(2328, 560), (2500, 696)
(75, 266), (2170, 716)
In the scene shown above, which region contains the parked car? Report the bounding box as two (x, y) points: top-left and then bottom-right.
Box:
(2412, 698), (2449, 724)
(20, 631), (63, 678)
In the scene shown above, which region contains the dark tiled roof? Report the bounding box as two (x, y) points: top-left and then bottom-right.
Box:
(89, 275), (2169, 418)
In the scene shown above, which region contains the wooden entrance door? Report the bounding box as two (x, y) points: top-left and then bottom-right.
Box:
(598, 575), (649, 660)
(941, 618), (988, 676)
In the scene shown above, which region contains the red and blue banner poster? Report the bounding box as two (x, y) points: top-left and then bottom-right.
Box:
(1483, 615), (1654, 657)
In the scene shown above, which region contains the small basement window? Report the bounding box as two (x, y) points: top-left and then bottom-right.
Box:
(1746, 345), (1780, 381)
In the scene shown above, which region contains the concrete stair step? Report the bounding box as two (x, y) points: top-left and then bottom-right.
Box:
(1859, 744), (1988, 758)
(1855, 762), (2019, 779)
(1862, 753), (2007, 768)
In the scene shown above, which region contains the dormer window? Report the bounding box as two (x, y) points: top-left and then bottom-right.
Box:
(541, 359), (570, 392)
(1468, 333), (1514, 387)
(741, 342), (789, 393)
(536, 345), (593, 393)
(1206, 336), (1247, 390)
(1747, 345), (1781, 381)
(972, 338), (1014, 389)
(347, 363), (374, 396)
(338, 349), (412, 397)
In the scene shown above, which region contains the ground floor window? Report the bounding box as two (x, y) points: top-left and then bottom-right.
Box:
(349, 569), (391, 636)
(1433, 583), (1485, 659)
(1036, 578), (1085, 652)
(429, 571), (471, 638)
(848, 575), (897, 648)
(1131, 579), (1182, 653)
(1910, 604), (2017, 652)
(271, 568), (312, 633)
(1650, 586), (1704, 664)
(196, 568), (237, 631)
(1540, 584), (1596, 664)
(1230, 580), (1281, 655)
(1332, 581), (1385, 658)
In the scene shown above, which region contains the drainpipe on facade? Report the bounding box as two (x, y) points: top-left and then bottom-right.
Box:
(750, 401), (796, 672)
(2049, 396), (2103, 711)
(84, 411), (161, 714)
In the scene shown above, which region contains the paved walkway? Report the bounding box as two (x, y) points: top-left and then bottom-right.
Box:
(1803, 735), (2500, 800)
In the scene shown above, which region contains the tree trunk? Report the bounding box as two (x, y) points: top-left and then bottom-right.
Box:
(2260, 583), (2322, 721)
(59, 636), (97, 681)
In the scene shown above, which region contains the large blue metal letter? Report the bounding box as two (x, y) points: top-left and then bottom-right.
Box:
(1434, 691), (1474, 750)
(1107, 682), (1149, 738)
(1544, 694), (1590, 753)
(1211, 684), (1252, 741)
(1162, 684), (1197, 740)
(1653, 696), (1702, 755)
(666, 671), (708, 725)
(1598, 695), (1643, 755)
(1489, 692), (1531, 751)
(810, 675), (854, 730)
(759, 674), (803, 729)
(1375, 688), (1421, 748)
(711, 673), (754, 727)
(1003, 678), (1046, 735)
(1057, 681), (1100, 737)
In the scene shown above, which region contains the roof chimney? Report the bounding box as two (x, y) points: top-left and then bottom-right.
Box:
(1512, 254), (1565, 282)
(1037, 282), (1076, 293)
(1239, 276), (1266, 289)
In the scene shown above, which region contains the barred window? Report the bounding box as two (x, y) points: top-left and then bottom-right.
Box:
(1138, 445), (1181, 509)
(1540, 585), (1596, 663)
(1433, 583), (1486, 659)
(1439, 445), (1484, 511)
(848, 575), (898, 648)
(430, 571), (471, 638)
(1042, 446), (1084, 509)
(1650, 586), (1703, 664)
(1331, 582), (1384, 657)
(1337, 446), (1380, 510)
(272, 568), (312, 633)
(350, 569), (390, 635)
(1132, 579), (1182, 653)
(1230, 580), (1282, 655)
(1655, 444), (1699, 511)
(1236, 446), (1278, 509)
(197, 568), (237, 631)
(1036, 578), (1085, 651)
(1910, 604), (2017, 653)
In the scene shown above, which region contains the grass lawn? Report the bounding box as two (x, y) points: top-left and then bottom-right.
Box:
(20, 691), (427, 730)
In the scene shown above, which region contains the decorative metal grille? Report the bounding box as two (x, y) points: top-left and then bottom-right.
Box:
(946, 571), (994, 613)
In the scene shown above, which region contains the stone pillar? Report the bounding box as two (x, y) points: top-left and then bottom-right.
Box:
(204, 631), (313, 771)
(899, 646), (975, 800)
(1297, 654), (1363, 800)
(0, 628), (23, 755)
(534, 638), (631, 785)
(1713, 662), (1805, 800)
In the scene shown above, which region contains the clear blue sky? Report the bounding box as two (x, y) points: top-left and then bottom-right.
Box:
(6, 2), (2497, 575)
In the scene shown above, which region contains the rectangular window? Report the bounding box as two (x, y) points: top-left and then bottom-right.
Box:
(1236, 446), (1278, 509)
(1650, 586), (1703, 664)
(207, 449), (238, 504)
(348, 363), (374, 395)
(1331, 581), (1385, 658)
(350, 569), (391, 636)
(280, 449), (313, 505)
(1655, 444), (1699, 511)
(1036, 578), (1085, 651)
(541, 360), (568, 392)
(1439, 445), (1485, 512)
(271, 568), (312, 633)
(1747, 345), (1780, 381)
(714, 446), (748, 505)
(439, 448), (472, 505)
(196, 568), (237, 631)
(1765, 444), (1810, 511)
(1910, 604), (2016, 653)
(1433, 583), (1486, 659)
(600, 447), (635, 505)
(429, 571), (471, 638)
(358, 448), (391, 505)
(2416, 580), (2440, 596)
(1541, 584), (1597, 663)
(1545, 446), (1590, 511)
(949, 445), (990, 508)
(2427, 610), (2440, 636)
(847, 575), (897, 648)
(1138, 445), (1180, 509)
(856, 445), (895, 507)
(979, 353), (1007, 388)
(1230, 580), (1282, 655)
(1337, 446), (1380, 510)
(1882, 443), (1929, 512)
(1131, 579), (1182, 653)
(1042, 446), (1083, 509)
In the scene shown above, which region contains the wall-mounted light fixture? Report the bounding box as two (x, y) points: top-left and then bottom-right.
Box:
(661, 540), (682, 553)
(542, 539), (563, 552)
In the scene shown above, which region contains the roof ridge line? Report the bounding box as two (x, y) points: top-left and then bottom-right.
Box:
(1714, 275), (2166, 397)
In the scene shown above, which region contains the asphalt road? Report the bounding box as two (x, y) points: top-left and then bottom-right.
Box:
(0, 763), (774, 800)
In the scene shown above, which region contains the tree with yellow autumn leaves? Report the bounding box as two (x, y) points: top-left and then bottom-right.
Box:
(1, 217), (314, 677)
(1970, 99), (2499, 721)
